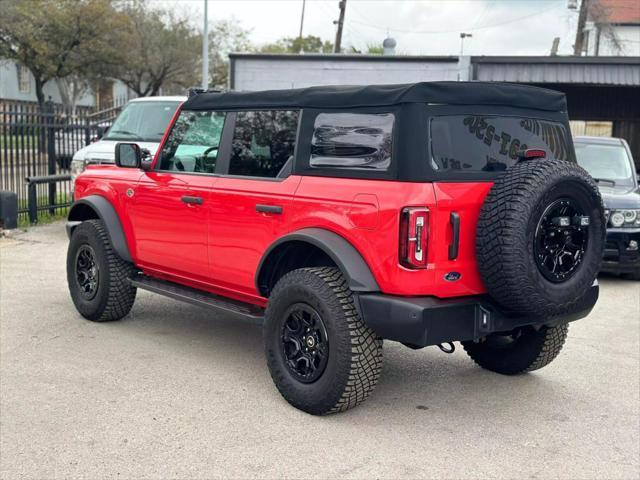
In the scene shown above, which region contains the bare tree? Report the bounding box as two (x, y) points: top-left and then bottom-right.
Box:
(113, 3), (201, 96)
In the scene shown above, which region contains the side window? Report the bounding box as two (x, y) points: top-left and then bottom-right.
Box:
(159, 110), (225, 174)
(310, 112), (394, 170)
(228, 110), (299, 178)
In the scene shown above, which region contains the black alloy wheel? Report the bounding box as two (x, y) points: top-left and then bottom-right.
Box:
(67, 219), (137, 322)
(280, 303), (329, 383)
(75, 245), (99, 300)
(534, 198), (589, 283)
(263, 267), (383, 415)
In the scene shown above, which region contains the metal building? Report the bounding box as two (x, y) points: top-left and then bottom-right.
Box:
(229, 54), (640, 165)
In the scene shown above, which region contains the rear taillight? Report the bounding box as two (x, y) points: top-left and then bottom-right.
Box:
(399, 207), (429, 269)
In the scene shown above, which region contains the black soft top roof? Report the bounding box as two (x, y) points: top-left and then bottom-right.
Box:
(183, 81), (567, 112)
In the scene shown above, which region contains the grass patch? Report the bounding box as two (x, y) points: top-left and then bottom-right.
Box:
(0, 134), (40, 150)
(18, 209), (68, 228)
(17, 192), (72, 228)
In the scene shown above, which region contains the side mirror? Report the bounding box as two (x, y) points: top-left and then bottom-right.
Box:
(115, 143), (141, 168)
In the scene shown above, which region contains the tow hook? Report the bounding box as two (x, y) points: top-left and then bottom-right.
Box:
(437, 342), (455, 354)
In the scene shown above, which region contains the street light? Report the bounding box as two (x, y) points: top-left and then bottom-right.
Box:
(202, 0), (209, 90)
(460, 32), (472, 57)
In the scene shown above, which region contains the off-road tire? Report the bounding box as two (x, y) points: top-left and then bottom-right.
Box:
(477, 159), (605, 317)
(462, 323), (569, 375)
(264, 267), (383, 415)
(67, 219), (137, 322)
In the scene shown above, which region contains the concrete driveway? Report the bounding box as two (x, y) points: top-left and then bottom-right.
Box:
(1, 222), (639, 479)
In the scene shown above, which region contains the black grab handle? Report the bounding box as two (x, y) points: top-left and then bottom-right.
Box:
(448, 212), (460, 260)
(256, 204), (283, 214)
(181, 195), (203, 205)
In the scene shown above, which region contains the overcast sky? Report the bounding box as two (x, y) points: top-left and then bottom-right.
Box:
(150, 0), (580, 56)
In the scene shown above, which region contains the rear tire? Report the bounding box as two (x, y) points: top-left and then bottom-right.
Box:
(462, 323), (568, 375)
(67, 219), (137, 322)
(264, 267), (383, 415)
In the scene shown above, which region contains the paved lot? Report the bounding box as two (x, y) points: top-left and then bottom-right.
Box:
(1, 222), (639, 480)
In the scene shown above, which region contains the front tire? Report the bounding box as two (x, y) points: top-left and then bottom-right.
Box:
(67, 219), (137, 322)
(264, 267), (383, 415)
(462, 323), (568, 375)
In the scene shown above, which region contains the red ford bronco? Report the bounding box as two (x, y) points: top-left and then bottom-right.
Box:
(67, 82), (605, 415)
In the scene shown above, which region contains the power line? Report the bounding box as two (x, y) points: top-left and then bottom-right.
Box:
(348, 4), (564, 35)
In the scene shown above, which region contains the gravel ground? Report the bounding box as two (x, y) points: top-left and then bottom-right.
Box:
(1, 222), (639, 480)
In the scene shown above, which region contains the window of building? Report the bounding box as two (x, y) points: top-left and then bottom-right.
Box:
(17, 65), (31, 94)
(430, 115), (572, 173)
(159, 110), (226, 174)
(228, 110), (299, 178)
(310, 112), (394, 170)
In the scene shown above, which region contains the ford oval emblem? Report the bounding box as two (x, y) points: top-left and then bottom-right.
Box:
(444, 272), (461, 282)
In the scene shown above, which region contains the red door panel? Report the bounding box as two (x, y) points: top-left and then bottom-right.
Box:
(130, 171), (216, 283)
(208, 175), (302, 302)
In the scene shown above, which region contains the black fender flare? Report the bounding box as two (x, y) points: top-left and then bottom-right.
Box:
(66, 195), (132, 263)
(256, 228), (380, 295)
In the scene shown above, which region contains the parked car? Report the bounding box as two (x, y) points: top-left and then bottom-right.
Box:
(70, 96), (185, 190)
(574, 136), (640, 280)
(55, 121), (111, 170)
(66, 82), (605, 415)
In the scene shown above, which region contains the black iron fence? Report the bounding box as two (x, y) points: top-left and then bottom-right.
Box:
(0, 100), (122, 224)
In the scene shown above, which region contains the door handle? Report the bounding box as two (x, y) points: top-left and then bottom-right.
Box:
(448, 212), (460, 260)
(181, 195), (203, 205)
(256, 204), (283, 214)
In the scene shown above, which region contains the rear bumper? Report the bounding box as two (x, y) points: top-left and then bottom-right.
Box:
(601, 228), (640, 275)
(357, 283), (599, 348)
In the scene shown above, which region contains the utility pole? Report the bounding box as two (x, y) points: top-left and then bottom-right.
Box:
(297, 0), (306, 53)
(298, 0), (306, 40)
(573, 0), (590, 56)
(202, 0), (209, 89)
(333, 0), (346, 54)
(550, 37), (560, 56)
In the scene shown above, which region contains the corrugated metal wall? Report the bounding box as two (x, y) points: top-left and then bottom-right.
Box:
(474, 61), (640, 86)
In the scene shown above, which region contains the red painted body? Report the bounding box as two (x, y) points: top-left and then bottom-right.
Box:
(75, 162), (492, 306)
(72, 103), (494, 307)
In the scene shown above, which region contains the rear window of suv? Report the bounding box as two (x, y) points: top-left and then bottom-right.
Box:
(430, 115), (572, 173)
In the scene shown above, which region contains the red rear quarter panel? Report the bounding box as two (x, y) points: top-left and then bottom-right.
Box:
(292, 177), (491, 298)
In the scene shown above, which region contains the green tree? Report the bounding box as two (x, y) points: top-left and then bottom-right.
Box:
(208, 19), (253, 89)
(0, 0), (127, 111)
(366, 43), (385, 55)
(113, 2), (201, 97)
(260, 35), (333, 54)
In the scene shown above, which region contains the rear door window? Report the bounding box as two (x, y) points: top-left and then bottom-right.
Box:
(310, 113), (394, 171)
(430, 115), (572, 173)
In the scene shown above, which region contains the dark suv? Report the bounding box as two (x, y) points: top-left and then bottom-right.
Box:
(574, 136), (640, 279)
(66, 82), (605, 415)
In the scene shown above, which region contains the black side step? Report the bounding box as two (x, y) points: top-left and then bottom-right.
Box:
(130, 275), (264, 323)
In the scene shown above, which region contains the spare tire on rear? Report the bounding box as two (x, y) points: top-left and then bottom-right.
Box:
(476, 159), (605, 317)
